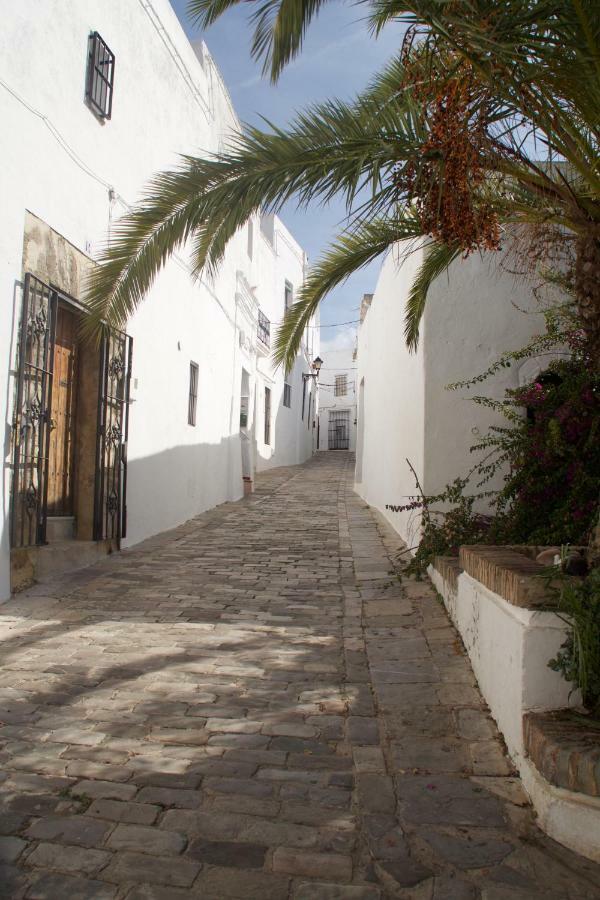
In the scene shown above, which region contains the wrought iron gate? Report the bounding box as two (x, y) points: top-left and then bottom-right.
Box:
(328, 410), (350, 450)
(11, 273), (132, 549)
(94, 327), (133, 544)
(11, 275), (58, 548)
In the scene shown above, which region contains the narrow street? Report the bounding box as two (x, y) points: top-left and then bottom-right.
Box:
(1, 453), (599, 899)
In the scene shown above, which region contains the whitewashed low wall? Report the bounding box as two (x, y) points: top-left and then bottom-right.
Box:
(428, 567), (577, 762)
(429, 564), (600, 862)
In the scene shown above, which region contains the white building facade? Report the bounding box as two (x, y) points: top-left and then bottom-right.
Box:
(317, 345), (357, 452)
(355, 243), (556, 548)
(0, 0), (317, 599)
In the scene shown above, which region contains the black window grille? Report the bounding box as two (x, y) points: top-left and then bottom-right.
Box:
(257, 309), (270, 348)
(188, 362), (199, 426)
(335, 374), (348, 397)
(307, 393), (311, 429)
(86, 32), (115, 120)
(328, 409), (350, 450)
(264, 387), (271, 445)
(301, 378), (306, 419)
(283, 383), (291, 408)
(284, 280), (293, 312)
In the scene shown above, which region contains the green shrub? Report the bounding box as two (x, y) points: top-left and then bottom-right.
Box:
(548, 566), (600, 716)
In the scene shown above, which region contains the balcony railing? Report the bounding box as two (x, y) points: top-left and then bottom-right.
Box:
(257, 309), (270, 348)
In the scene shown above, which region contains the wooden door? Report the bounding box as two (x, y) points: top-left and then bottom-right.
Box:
(47, 305), (78, 516)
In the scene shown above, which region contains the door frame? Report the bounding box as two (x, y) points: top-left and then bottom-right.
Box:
(328, 409), (351, 450)
(11, 273), (132, 550)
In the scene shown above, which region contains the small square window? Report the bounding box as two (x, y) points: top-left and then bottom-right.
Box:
(188, 362), (199, 426)
(85, 32), (115, 120)
(283, 383), (291, 408)
(335, 374), (348, 397)
(284, 280), (293, 312)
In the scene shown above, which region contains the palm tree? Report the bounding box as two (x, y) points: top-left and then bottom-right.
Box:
(85, 0), (600, 371)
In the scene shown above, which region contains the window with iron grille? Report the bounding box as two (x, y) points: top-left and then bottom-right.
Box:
(284, 280), (293, 312)
(307, 392), (311, 429)
(85, 32), (115, 120)
(283, 383), (291, 408)
(264, 387), (271, 445)
(335, 374), (348, 397)
(188, 362), (199, 426)
(301, 378), (306, 419)
(257, 309), (270, 348)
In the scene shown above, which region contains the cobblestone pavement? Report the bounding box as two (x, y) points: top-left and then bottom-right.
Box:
(1, 452), (600, 899)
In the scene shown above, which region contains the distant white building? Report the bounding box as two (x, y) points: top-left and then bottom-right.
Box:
(355, 244), (559, 549)
(317, 343), (357, 452)
(0, 0), (317, 599)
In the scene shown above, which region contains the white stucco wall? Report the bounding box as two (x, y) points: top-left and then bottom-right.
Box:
(318, 345), (357, 452)
(356, 240), (552, 547)
(0, 0), (315, 597)
(355, 247), (427, 547)
(253, 216), (318, 472)
(422, 253), (547, 498)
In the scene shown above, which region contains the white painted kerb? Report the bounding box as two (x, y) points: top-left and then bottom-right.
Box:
(429, 563), (600, 862)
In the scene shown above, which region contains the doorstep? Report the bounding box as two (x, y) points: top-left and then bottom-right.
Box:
(10, 539), (114, 592)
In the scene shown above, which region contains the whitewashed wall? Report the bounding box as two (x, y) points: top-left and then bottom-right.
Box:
(318, 345), (357, 452)
(355, 241), (548, 547)
(355, 249), (426, 547)
(0, 0), (315, 598)
(253, 216), (318, 472)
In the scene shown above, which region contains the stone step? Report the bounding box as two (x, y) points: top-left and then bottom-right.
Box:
(34, 539), (111, 581)
(46, 516), (75, 542)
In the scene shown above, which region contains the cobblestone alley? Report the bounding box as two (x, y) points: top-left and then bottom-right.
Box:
(1, 453), (600, 899)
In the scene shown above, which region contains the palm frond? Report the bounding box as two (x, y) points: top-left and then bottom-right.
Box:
(187, 0), (333, 80)
(404, 240), (460, 351)
(84, 85), (426, 335)
(83, 163), (214, 338)
(274, 213), (424, 371)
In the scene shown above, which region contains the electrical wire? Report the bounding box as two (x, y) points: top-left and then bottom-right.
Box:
(269, 318), (359, 328)
(313, 319), (359, 328)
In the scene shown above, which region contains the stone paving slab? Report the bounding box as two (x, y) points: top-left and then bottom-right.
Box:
(0, 453), (599, 898)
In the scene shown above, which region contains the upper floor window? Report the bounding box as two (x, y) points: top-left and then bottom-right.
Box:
(85, 32), (115, 120)
(335, 374), (348, 397)
(257, 309), (270, 348)
(188, 362), (199, 426)
(283, 383), (291, 408)
(247, 220), (254, 260)
(264, 387), (272, 445)
(284, 280), (293, 312)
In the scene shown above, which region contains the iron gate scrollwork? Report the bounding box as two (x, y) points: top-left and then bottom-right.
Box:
(11, 275), (58, 548)
(328, 410), (350, 450)
(94, 327), (132, 544)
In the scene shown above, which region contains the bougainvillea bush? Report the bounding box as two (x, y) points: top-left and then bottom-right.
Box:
(391, 316), (600, 576)
(490, 360), (599, 544)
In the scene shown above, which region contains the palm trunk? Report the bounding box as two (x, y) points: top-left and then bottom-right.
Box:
(575, 235), (600, 371)
(574, 237), (600, 567)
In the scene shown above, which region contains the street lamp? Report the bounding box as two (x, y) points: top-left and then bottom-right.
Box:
(303, 357), (323, 381)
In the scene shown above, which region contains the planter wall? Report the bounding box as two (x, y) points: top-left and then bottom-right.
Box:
(429, 548), (600, 862)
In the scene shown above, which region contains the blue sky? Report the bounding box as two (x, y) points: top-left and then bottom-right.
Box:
(171, 0), (404, 351)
